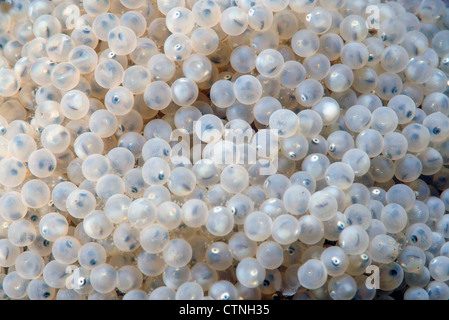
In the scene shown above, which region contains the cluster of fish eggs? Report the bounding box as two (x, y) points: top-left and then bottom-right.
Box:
(0, 0), (449, 300)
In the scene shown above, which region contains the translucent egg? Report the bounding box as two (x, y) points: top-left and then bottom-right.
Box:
(205, 241), (232, 271)
(190, 160), (218, 189)
(141, 157), (170, 187)
(175, 282), (204, 300)
(104, 86), (134, 116)
(164, 264), (192, 291)
(166, 167), (195, 196)
(320, 246), (349, 277)
(206, 206), (234, 236)
(221, 234), (253, 266)
(328, 274), (357, 300)
(148, 286), (175, 300)
(28, 149), (57, 179)
(254, 49), (284, 79)
(295, 79), (324, 107)
(423, 112), (449, 143)
(6, 134), (34, 164)
(301, 54), (330, 83)
(104, 194), (131, 224)
(218, 7), (248, 36)
(164, 33), (192, 62)
(352, 67), (378, 94)
(427, 281), (449, 300)
(248, 5), (273, 32)
(121, 66), (151, 95)
(279, 60), (306, 89)
(380, 203), (408, 233)
(142, 81), (172, 111)
(298, 215), (324, 245)
(253, 97), (281, 126)
(74, 132), (104, 160)
(280, 133), (308, 161)
(32, 14), (61, 39)
(339, 225), (369, 255)
(381, 45), (409, 73)
(380, 132), (407, 161)
(268, 109), (298, 138)
(52, 235), (81, 264)
(207, 80), (235, 109)
(280, 185), (310, 216)
(431, 29), (449, 57)
(324, 162), (355, 191)
(394, 154), (422, 183)
(385, 95), (416, 126)
(368, 234), (400, 264)
(163, 239), (192, 268)
(190, 28), (219, 56)
(106, 147), (135, 176)
(182, 54), (212, 84)
(8, 220), (36, 247)
(377, 18), (406, 46)
(90, 264), (117, 294)
(118, 10), (146, 36)
(27, 278), (57, 300)
(3, 272), (29, 299)
(50, 62), (79, 91)
(236, 257), (266, 288)
(38, 212), (68, 242)
(209, 280), (238, 300)
(325, 64), (354, 93)
(21, 179), (50, 209)
(155, 201), (181, 230)
(233, 75), (262, 105)
(291, 29), (319, 57)
(0, 239), (20, 267)
(404, 288), (429, 300)
(255, 241), (283, 270)
(94, 58), (124, 89)
(78, 242), (107, 270)
(297, 259), (327, 290)
(398, 245), (426, 273)
(111, 223), (139, 252)
(219, 164), (249, 194)
(339, 14), (368, 42)
(244, 211), (272, 242)
(192, 0), (221, 28)
(356, 129), (384, 158)
(304, 6), (331, 34)
(60, 90), (89, 120)
(171, 77), (198, 106)
(166, 7), (194, 34)
(318, 33), (344, 62)
(341, 149), (370, 177)
(194, 114), (223, 144)
(427, 197), (446, 222)
(83, 211), (113, 240)
(369, 107), (398, 135)
(143, 55), (174, 83)
(40, 124), (71, 154)
(67, 46), (97, 76)
(0, 69), (21, 97)
(302, 153), (330, 181)
(405, 223), (433, 250)
(178, 199), (207, 228)
(341, 43), (369, 70)
(405, 56), (434, 84)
